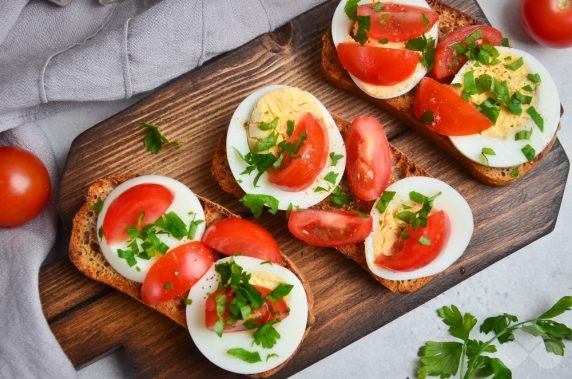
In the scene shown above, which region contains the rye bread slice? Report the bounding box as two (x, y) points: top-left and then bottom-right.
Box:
(212, 114), (435, 293)
(321, 0), (561, 186)
(69, 176), (315, 378)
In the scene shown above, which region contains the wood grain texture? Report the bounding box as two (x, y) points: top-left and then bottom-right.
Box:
(40, 0), (569, 378)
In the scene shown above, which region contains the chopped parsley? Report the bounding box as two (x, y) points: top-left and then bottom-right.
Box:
(351, 209), (370, 218)
(502, 37), (510, 47)
(396, 191), (441, 230)
(163, 281), (174, 290)
(420, 111), (435, 125)
(375, 191), (396, 213)
(329, 152), (344, 166)
(406, 35), (436, 70)
(329, 186), (354, 207)
(266, 353), (279, 362)
(239, 193), (279, 219)
(253, 319), (281, 349)
(324, 171), (339, 185)
(227, 348), (262, 364)
(184, 299), (193, 305)
(286, 119), (295, 136)
(266, 283), (294, 302)
(510, 167), (519, 178)
(379, 38), (389, 44)
(421, 13), (429, 27)
(481, 147), (496, 165)
(345, 0), (371, 46)
(258, 117), (279, 131)
(91, 199), (104, 214)
(522, 144), (536, 162)
(138, 122), (181, 154)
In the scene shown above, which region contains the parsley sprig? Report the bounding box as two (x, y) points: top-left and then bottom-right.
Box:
(138, 122), (181, 154)
(417, 296), (572, 379)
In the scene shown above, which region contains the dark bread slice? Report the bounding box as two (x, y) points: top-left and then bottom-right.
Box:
(321, 0), (561, 186)
(69, 176), (315, 378)
(213, 114), (435, 293)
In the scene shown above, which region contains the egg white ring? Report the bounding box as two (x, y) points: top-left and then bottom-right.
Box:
(96, 175), (206, 283)
(186, 256), (309, 375)
(227, 84), (346, 210)
(331, 0), (439, 99)
(449, 46), (561, 168)
(364, 177), (473, 281)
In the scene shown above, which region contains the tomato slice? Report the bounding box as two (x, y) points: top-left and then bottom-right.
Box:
(102, 183), (173, 245)
(346, 115), (392, 202)
(357, 3), (439, 42)
(288, 209), (373, 247)
(431, 25), (504, 79)
(337, 43), (420, 86)
(413, 77), (493, 136)
(204, 285), (289, 332)
(202, 218), (283, 264)
(375, 210), (450, 271)
(141, 241), (214, 305)
(267, 113), (329, 192)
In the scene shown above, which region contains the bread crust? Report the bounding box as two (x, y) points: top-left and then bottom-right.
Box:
(69, 176), (315, 377)
(212, 114), (436, 293)
(320, 0), (561, 186)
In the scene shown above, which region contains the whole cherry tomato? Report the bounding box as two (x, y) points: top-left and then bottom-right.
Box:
(521, 0), (572, 48)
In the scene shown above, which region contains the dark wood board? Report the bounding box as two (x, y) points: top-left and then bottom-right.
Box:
(40, 0), (569, 377)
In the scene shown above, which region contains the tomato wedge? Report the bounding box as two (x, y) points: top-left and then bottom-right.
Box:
(268, 113), (329, 192)
(413, 77), (493, 136)
(288, 209), (373, 247)
(102, 183), (174, 245)
(431, 25), (504, 79)
(375, 210), (450, 271)
(205, 285), (289, 332)
(346, 116), (392, 202)
(141, 241), (214, 305)
(357, 3), (439, 42)
(337, 43), (420, 86)
(202, 218), (283, 265)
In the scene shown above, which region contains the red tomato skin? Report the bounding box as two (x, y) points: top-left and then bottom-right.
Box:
(204, 285), (289, 332)
(268, 113), (329, 192)
(141, 241), (214, 305)
(357, 3), (439, 42)
(288, 209), (373, 247)
(0, 146), (50, 227)
(521, 0), (572, 48)
(375, 210), (450, 271)
(337, 43), (420, 86)
(202, 218), (283, 265)
(431, 25), (504, 79)
(413, 77), (493, 136)
(346, 116), (392, 202)
(102, 183), (174, 245)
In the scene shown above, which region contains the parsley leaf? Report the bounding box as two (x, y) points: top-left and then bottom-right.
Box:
(353, 15), (371, 45)
(330, 186), (354, 207)
(421, 13), (429, 27)
(91, 199), (104, 214)
(375, 191), (396, 213)
(236, 149), (277, 187)
(258, 117), (279, 131)
(266, 353), (279, 361)
(481, 147), (496, 165)
(227, 348), (262, 363)
(480, 313), (519, 343)
(138, 122), (181, 154)
(344, 0), (359, 20)
(266, 283), (294, 302)
(329, 152), (344, 166)
(437, 304), (477, 341)
(154, 211), (188, 239)
(240, 194), (279, 218)
(253, 319), (281, 349)
(417, 341), (463, 379)
(406, 35), (436, 70)
(255, 132), (279, 153)
(539, 296), (572, 319)
(324, 171), (339, 185)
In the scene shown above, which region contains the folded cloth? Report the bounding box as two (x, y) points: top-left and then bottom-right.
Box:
(0, 0), (324, 376)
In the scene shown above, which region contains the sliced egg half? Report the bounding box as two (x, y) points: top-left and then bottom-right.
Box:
(186, 256), (308, 375)
(364, 177), (473, 281)
(227, 84), (346, 210)
(331, 0), (439, 99)
(449, 47), (560, 168)
(96, 175), (206, 283)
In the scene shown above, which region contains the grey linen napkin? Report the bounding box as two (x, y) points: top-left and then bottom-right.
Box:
(0, 0), (324, 376)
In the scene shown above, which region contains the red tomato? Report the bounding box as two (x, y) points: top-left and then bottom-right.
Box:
(288, 209), (373, 247)
(521, 0), (572, 48)
(0, 146), (50, 227)
(337, 43), (420, 86)
(357, 3), (439, 42)
(268, 113), (329, 192)
(204, 285), (289, 332)
(102, 183), (173, 244)
(141, 241), (214, 305)
(375, 210), (450, 271)
(346, 115), (392, 202)
(431, 25), (504, 79)
(202, 218), (283, 264)
(413, 77), (493, 136)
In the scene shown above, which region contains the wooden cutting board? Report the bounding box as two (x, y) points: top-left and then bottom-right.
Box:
(39, 0), (569, 377)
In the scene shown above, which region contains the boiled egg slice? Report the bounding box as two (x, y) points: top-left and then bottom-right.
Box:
(186, 256), (308, 375)
(96, 175), (206, 283)
(227, 84), (346, 210)
(331, 0), (439, 99)
(449, 47), (560, 168)
(364, 177), (473, 281)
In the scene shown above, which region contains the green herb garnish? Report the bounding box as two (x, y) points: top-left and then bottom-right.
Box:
(504, 57), (523, 71)
(527, 106), (544, 132)
(522, 144), (536, 162)
(266, 283), (294, 302)
(375, 191), (396, 213)
(406, 35), (436, 70)
(138, 122), (181, 154)
(330, 152), (344, 166)
(240, 194), (279, 219)
(227, 348), (262, 364)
